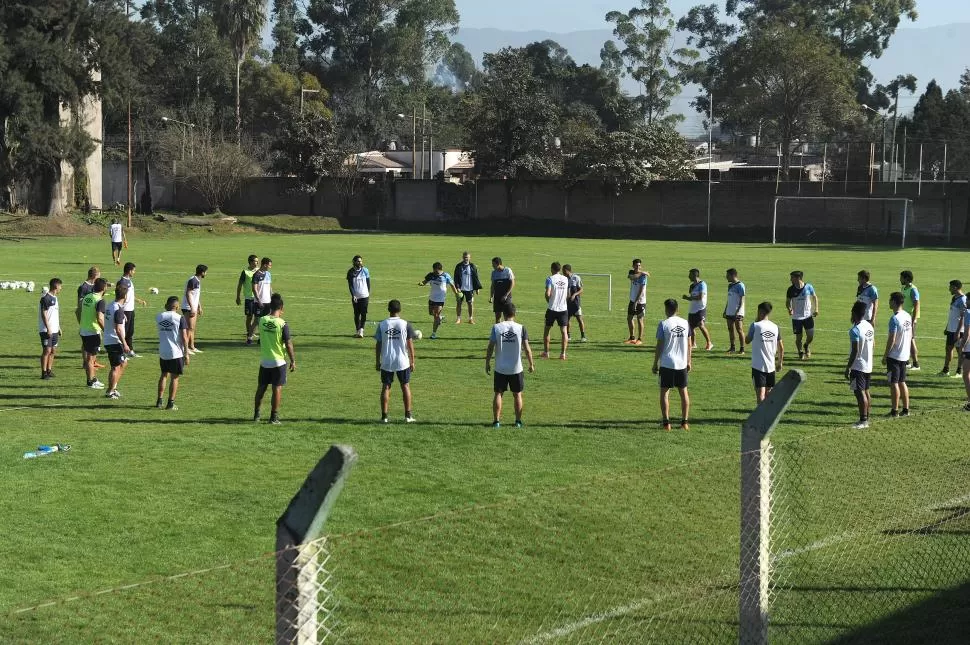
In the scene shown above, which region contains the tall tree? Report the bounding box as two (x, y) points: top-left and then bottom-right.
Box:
(604, 0), (695, 125)
(271, 0), (300, 74)
(215, 0), (269, 143)
(434, 43), (479, 91)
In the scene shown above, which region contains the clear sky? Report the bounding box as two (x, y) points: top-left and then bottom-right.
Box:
(454, 0), (969, 33)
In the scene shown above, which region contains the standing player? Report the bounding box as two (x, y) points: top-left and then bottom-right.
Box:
(181, 264), (207, 354)
(962, 311), (970, 412)
(39, 278), (63, 380)
(157, 296), (190, 411)
(418, 262), (457, 339)
(489, 257), (515, 324)
(79, 277), (108, 390)
(856, 270), (879, 326)
(486, 303), (536, 428)
(252, 257), (273, 317)
(900, 270), (921, 370)
(542, 262), (570, 359)
(454, 251), (482, 324)
(109, 219), (126, 265)
(652, 298), (692, 431)
(374, 299), (417, 423)
(117, 262), (147, 358)
(745, 302), (783, 404)
(103, 283), (130, 400)
(845, 301), (875, 429)
(941, 279), (967, 377)
(236, 254), (259, 344)
(786, 271), (819, 360)
(254, 294), (297, 425)
(76, 266), (106, 370)
(625, 259), (649, 345)
(562, 264), (587, 342)
(683, 268), (713, 351)
(882, 292), (912, 418)
(724, 268), (746, 354)
(347, 255), (370, 338)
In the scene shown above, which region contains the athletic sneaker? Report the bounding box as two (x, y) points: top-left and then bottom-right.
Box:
(404, 415), (416, 423)
(187, 348), (198, 355)
(937, 370), (951, 377)
(954, 372), (965, 379)
(381, 416), (389, 424)
(559, 353), (567, 360)
(156, 398), (165, 409)
(46, 370), (55, 379)
(455, 318), (461, 324)
(191, 347), (202, 353)
(105, 390), (121, 400)
(631, 339), (642, 346)
(705, 344), (714, 352)
(910, 362), (921, 371)
(680, 420), (690, 431)
(355, 329), (364, 338)
(246, 337), (253, 345)
(963, 402), (970, 412)
(166, 403), (178, 411)
(798, 351), (804, 360)
(253, 410), (261, 422)
(269, 414), (281, 425)
(41, 372), (51, 380)
(126, 351), (141, 358)
(430, 332), (438, 340)
(661, 420), (671, 431)
(540, 351), (550, 359)
(468, 319), (475, 325)
(89, 379), (105, 390)
(580, 336), (588, 343)
(852, 420), (870, 429)
(727, 347), (736, 354)
(624, 337), (636, 344)
(492, 421), (501, 428)
(900, 408), (910, 417)
(804, 348), (812, 358)
(514, 420), (523, 428)
(887, 409), (899, 418)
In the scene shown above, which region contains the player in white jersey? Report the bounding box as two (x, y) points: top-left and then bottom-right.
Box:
(856, 269), (879, 325)
(542, 262), (570, 359)
(181, 264), (207, 354)
(348, 255), (371, 337)
(103, 283), (131, 400)
(156, 296), (190, 411)
(118, 262), (147, 358)
(745, 302), (784, 404)
(375, 299), (418, 423)
(683, 268), (713, 351)
(786, 271), (819, 360)
(486, 302), (536, 428)
(418, 262), (458, 339)
(962, 299), (970, 412)
(846, 301), (875, 429)
(109, 219), (126, 265)
(724, 268), (746, 354)
(454, 251), (482, 324)
(652, 299), (692, 431)
(39, 278), (63, 380)
(942, 279), (967, 377)
(562, 264), (587, 342)
(625, 258), (649, 344)
(881, 292), (912, 418)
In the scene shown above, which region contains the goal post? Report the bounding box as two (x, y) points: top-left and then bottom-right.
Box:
(577, 273), (613, 312)
(772, 197), (913, 248)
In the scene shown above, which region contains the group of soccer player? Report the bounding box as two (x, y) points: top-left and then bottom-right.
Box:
(35, 240), (970, 429)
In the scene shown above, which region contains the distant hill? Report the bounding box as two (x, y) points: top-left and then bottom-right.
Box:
(455, 22), (970, 134)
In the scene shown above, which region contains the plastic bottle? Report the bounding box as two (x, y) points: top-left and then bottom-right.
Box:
(23, 452), (38, 459)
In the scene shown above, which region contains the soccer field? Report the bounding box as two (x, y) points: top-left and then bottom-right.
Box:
(2, 231), (969, 643)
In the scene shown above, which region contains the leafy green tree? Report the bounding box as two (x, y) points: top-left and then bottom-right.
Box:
(215, 0), (269, 143)
(464, 48), (561, 178)
(271, 0), (301, 74)
(269, 107), (342, 213)
(241, 63), (329, 140)
(604, 0), (696, 125)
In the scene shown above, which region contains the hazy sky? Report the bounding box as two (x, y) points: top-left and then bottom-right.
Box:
(454, 0), (968, 33)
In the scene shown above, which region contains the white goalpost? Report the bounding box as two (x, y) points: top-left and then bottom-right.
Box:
(772, 197), (913, 248)
(580, 273), (613, 311)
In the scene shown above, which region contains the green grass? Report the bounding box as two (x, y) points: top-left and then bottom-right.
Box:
(1, 232), (969, 643)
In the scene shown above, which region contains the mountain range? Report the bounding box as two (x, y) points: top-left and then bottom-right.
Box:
(455, 22), (970, 135)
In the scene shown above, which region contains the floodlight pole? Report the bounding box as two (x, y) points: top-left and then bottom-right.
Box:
(739, 369), (807, 645)
(707, 93), (713, 239)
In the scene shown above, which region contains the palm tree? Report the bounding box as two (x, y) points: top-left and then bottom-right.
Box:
(215, 0), (268, 143)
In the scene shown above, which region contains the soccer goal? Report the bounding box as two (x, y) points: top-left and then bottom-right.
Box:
(578, 273), (613, 312)
(772, 197), (914, 248)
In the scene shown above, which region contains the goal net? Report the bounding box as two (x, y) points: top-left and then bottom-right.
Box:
(772, 197), (913, 247)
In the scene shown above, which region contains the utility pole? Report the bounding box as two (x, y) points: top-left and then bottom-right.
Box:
(126, 0), (132, 226)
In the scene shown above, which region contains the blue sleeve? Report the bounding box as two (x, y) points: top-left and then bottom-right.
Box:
(363, 268), (370, 279)
(888, 317), (899, 334)
(739, 283), (746, 295)
(656, 322), (664, 341)
(545, 276), (553, 288)
(910, 286), (919, 300)
(870, 286), (878, 298)
(849, 327), (860, 342)
(444, 273), (453, 285)
(489, 326), (498, 343)
(701, 281), (707, 295)
(639, 275), (648, 287)
(373, 323), (381, 341)
(805, 284), (815, 296)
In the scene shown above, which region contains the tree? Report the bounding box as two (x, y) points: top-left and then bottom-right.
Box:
(162, 127), (259, 212)
(709, 22), (858, 175)
(240, 63), (329, 142)
(604, 0), (696, 125)
(271, 0), (300, 74)
(215, 0), (269, 143)
(269, 107), (345, 214)
(434, 43), (479, 91)
(464, 48), (561, 179)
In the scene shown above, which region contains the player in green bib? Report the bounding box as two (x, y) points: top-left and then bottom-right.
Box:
(899, 270), (921, 370)
(235, 254), (259, 344)
(254, 293), (296, 424)
(79, 278), (108, 388)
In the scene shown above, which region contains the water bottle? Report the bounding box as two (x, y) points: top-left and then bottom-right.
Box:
(37, 445), (56, 455)
(23, 452), (38, 459)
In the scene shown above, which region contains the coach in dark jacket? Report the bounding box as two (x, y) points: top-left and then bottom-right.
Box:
(454, 251), (483, 324)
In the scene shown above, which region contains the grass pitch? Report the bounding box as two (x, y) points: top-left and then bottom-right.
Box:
(1, 230), (969, 643)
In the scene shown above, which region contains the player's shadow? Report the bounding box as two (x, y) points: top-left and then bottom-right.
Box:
(0, 393), (81, 400)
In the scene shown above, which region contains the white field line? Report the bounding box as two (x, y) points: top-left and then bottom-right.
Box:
(522, 490), (970, 643)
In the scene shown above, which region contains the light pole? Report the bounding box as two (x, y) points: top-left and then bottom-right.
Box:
(862, 104), (887, 182)
(300, 88), (321, 115)
(397, 108), (435, 179)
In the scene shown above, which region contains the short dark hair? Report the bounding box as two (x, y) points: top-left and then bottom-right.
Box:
(502, 302), (516, 318)
(758, 301), (773, 314)
(890, 291), (905, 306)
(270, 293), (284, 311)
(248, 254), (258, 263)
(858, 269), (870, 281)
(432, 261), (443, 271)
(632, 258), (642, 265)
(790, 271), (804, 279)
(49, 278), (62, 290)
(196, 264), (208, 275)
(551, 262), (561, 273)
(115, 283), (129, 300)
(726, 268), (738, 276)
(123, 262), (136, 274)
(900, 270), (913, 282)
(352, 255), (362, 263)
(492, 256), (502, 265)
(851, 301), (867, 321)
(664, 298), (678, 314)
(562, 264), (572, 272)
(950, 279), (963, 289)
(93, 277), (107, 292)
(690, 268), (700, 275)
(388, 299), (402, 314)
(261, 257), (272, 267)
(166, 296), (180, 310)
(87, 266), (100, 279)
